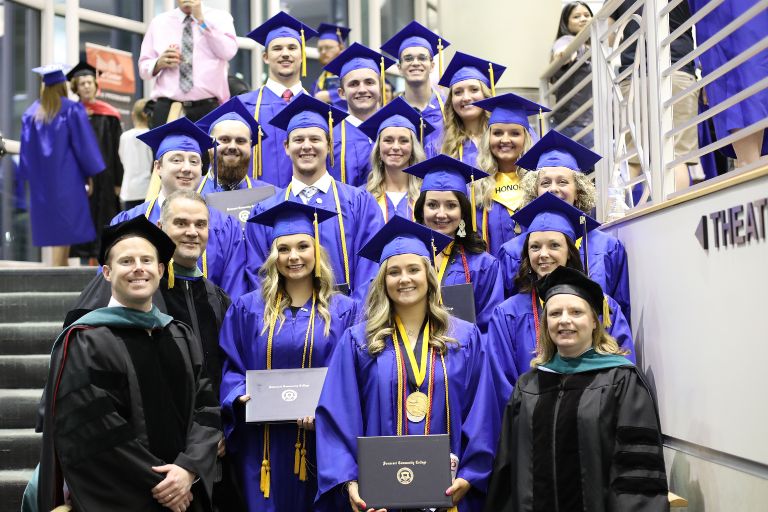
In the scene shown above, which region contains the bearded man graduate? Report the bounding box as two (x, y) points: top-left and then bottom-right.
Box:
(36, 215), (220, 512)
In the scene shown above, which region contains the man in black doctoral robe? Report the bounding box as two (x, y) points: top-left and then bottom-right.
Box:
(37, 215), (220, 512)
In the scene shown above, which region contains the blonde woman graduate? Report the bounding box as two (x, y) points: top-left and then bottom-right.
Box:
(472, 93), (550, 256)
(359, 96), (434, 221)
(219, 200), (359, 512)
(314, 216), (500, 512)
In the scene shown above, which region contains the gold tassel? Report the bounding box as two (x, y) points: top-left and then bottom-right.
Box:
(538, 107), (544, 138)
(603, 296), (613, 328)
(437, 38), (444, 77)
(300, 29), (307, 78)
(313, 212), (321, 278)
(328, 110), (334, 167)
(447, 507), (459, 512)
(299, 429), (308, 481)
(261, 425), (271, 497)
(470, 175), (477, 232)
(293, 431), (301, 475)
(380, 57), (387, 106)
(336, 28), (342, 42)
(419, 118), (424, 146)
(202, 250), (208, 278)
(488, 63), (496, 97)
(167, 259), (175, 289)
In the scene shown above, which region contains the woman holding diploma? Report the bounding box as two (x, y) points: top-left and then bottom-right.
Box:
(219, 200), (358, 512)
(406, 154), (503, 334)
(315, 216), (499, 512)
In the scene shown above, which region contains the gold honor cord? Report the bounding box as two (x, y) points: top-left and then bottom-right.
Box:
(433, 86), (446, 121)
(328, 110), (335, 167)
(436, 241), (454, 284)
(340, 120), (347, 183)
(252, 86), (265, 177)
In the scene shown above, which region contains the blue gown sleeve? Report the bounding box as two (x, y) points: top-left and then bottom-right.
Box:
(474, 256), (504, 334)
(350, 191), (384, 304)
(69, 103), (107, 178)
(218, 297), (253, 440)
(244, 203), (271, 292)
(497, 237), (523, 298)
(486, 304), (519, 414)
(605, 294), (635, 363)
(608, 238), (632, 325)
(207, 213), (247, 300)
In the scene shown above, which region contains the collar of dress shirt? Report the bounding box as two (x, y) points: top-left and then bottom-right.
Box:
(291, 171), (333, 197)
(345, 114), (363, 127)
(266, 78), (304, 99)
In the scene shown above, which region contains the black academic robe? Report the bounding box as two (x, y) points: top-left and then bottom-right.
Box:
(484, 366), (669, 512)
(37, 319), (220, 512)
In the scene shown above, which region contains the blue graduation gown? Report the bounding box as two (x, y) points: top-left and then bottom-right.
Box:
(311, 72), (348, 111)
(476, 200), (521, 258)
(420, 91), (446, 155)
(111, 201), (247, 299)
(238, 87), (296, 187)
(314, 320), (499, 512)
(426, 138), (479, 167)
(219, 291), (358, 512)
(486, 291), (635, 410)
(330, 120), (373, 187)
(441, 248), (503, 334)
(19, 98), (106, 246)
(496, 229), (632, 322)
(244, 181), (384, 303)
(374, 193), (415, 222)
(197, 172), (270, 195)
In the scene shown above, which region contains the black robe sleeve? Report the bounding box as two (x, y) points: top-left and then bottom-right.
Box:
(482, 383), (523, 512)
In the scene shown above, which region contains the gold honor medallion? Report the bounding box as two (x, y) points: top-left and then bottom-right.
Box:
(406, 391), (429, 423)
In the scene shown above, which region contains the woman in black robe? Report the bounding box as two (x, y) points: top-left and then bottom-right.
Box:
(484, 266), (669, 512)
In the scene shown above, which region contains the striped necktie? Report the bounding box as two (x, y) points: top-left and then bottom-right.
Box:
(179, 15), (194, 93)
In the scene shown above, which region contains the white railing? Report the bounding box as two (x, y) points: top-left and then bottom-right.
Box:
(540, 0), (768, 222)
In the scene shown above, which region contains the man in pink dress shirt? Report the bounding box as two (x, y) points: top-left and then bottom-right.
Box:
(140, 0), (238, 128)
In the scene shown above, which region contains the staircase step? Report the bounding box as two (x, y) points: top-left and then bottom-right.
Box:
(0, 389), (43, 429)
(0, 267), (94, 293)
(0, 292), (80, 323)
(0, 469), (35, 512)
(0, 355), (49, 389)
(0, 429), (41, 470)
(0, 322), (60, 356)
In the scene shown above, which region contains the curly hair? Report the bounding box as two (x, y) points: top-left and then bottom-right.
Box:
(258, 237), (337, 337)
(474, 126), (534, 209)
(519, 169), (597, 212)
(440, 81), (492, 158)
(366, 128), (425, 202)
(364, 256), (456, 357)
(514, 231), (584, 293)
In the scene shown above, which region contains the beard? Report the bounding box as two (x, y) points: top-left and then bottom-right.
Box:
(216, 150), (250, 187)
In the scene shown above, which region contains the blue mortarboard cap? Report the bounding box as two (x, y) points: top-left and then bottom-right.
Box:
(268, 93), (348, 134)
(32, 65), (67, 86)
(195, 97), (266, 147)
(512, 192), (599, 241)
(324, 42), (395, 80)
(316, 23), (351, 42)
(404, 154), (489, 194)
(516, 130), (601, 172)
(357, 97), (435, 142)
(380, 21), (449, 59)
(473, 93), (551, 129)
(359, 215), (452, 264)
(246, 11), (318, 47)
(248, 199), (336, 241)
(437, 51), (506, 89)
(137, 117), (216, 160)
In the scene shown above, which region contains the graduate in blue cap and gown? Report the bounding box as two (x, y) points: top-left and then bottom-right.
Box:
(381, 21), (450, 154)
(220, 200), (358, 512)
(311, 23), (351, 111)
(497, 130), (632, 320)
(195, 97), (270, 194)
(358, 96), (435, 221)
(244, 93), (383, 304)
(112, 117), (247, 299)
(324, 42), (395, 186)
(430, 52), (506, 167)
(471, 93), (551, 257)
(406, 155), (503, 333)
(486, 193), (634, 410)
(240, 12), (318, 187)
(315, 216), (499, 512)
(19, 65), (106, 266)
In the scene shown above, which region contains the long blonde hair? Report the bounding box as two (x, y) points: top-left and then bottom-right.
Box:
(474, 126), (534, 209)
(440, 81), (491, 158)
(520, 169), (597, 212)
(35, 82), (68, 123)
(531, 302), (629, 367)
(258, 239), (337, 337)
(364, 256), (456, 356)
(366, 129), (425, 200)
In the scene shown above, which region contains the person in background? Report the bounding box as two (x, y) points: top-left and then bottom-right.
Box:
(314, 216), (499, 512)
(550, 1), (595, 148)
(220, 200), (358, 512)
(359, 96), (433, 221)
(18, 65), (105, 266)
(498, 130), (632, 322)
(472, 93), (550, 256)
(384, 77), (396, 103)
(119, 99), (154, 210)
(312, 22), (351, 110)
(240, 12), (318, 187)
(195, 97), (269, 194)
(67, 62), (124, 264)
(324, 42), (394, 186)
(407, 155), (503, 334)
(432, 52), (506, 166)
(484, 266), (668, 512)
(381, 21), (451, 154)
(244, 94), (383, 304)
(140, 0), (238, 128)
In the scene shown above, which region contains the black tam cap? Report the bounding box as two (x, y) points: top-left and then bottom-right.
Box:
(66, 61), (97, 81)
(99, 216), (176, 266)
(535, 266), (604, 314)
